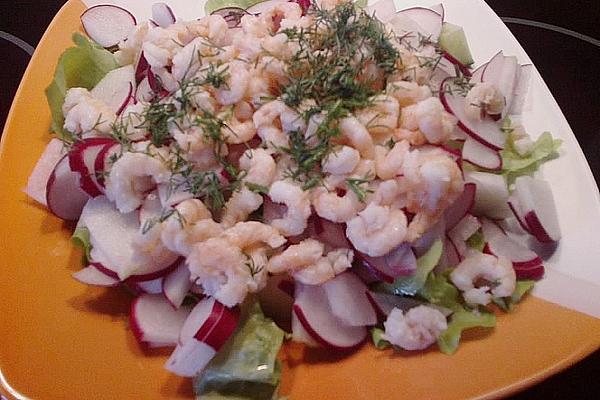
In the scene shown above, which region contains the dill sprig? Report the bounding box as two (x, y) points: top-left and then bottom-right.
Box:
(346, 174), (374, 202)
(243, 252), (264, 278)
(141, 208), (184, 235)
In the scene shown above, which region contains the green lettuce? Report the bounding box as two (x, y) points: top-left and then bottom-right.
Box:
(466, 230), (485, 252)
(418, 272), (463, 312)
(72, 226), (92, 264)
(370, 327), (391, 350)
(437, 310), (496, 354)
(501, 131), (561, 184)
(193, 302), (285, 400)
(493, 280), (535, 311)
(45, 33), (118, 136)
(377, 240), (443, 296)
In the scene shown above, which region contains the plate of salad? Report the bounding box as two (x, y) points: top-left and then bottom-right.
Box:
(1, 0), (599, 399)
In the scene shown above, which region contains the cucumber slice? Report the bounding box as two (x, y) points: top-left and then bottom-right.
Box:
(439, 22), (474, 66)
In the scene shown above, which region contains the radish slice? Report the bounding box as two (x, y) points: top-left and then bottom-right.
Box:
(81, 5), (136, 48)
(135, 76), (153, 102)
(151, 2), (176, 27)
(91, 65), (135, 113)
(439, 78), (506, 150)
(464, 171), (511, 219)
(509, 64), (533, 115)
(513, 176), (561, 243)
(438, 234), (461, 270)
(481, 218), (542, 267)
(462, 137), (502, 170)
(429, 3), (445, 20)
(94, 144), (120, 188)
(366, 291), (452, 317)
(444, 182), (476, 231)
(163, 262), (192, 309)
(73, 265), (120, 287)
(291, 312), (318, 347)
(130, 277), (164, 294)
(210, 8), (247, 29)
(293, 282), (367, 350)
(46, 155), (90, 220)
(368, 0), (397, 23)
(513, 263), (545, 280)
(394, 7), (443, 41)
(507, 192), (533, 234)
(167, 297), (240, 377)
(69, 138), (116, 197)
(449, 214), (480, 242)
(25, 138), (66, 206)
(412, 218), (445, 257)
(470, 62), (487, 83)
(130, 294), (191, 348)
(322, 272), (377, 326)
(135, 52), (149, 83)
(309, 215), (351, 250)
(356, 243), (417, 283)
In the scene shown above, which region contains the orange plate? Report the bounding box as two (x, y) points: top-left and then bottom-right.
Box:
(1, 1), (599, 399)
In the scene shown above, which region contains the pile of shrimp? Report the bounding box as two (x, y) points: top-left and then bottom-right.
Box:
(62, 0), (484, 323)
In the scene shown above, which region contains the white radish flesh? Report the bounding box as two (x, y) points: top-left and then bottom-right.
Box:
(481, 219), (542, 267)
(130, 294), (192, 347)
(322, 272), (377, 326)
(151, 2), (176, 27)
(91, 65), (135, 113)
(394, 7), (443, 41)
(449, 214), (480, 242)
(25, 138), (66, 206)
(69, 138), (116, 197)
(464, 171), (511, 219)
(293, 282), (366, 350)
(462, 137), (502, 170)
(514, 176), (561, 242)
(72, 265), (120, 287)
(444, 182), (476, 231)
(93, 144), (120, 188)
(165, 339), (217, 377)
(291, 312), (318, 347)
(81, 5), (136, 48)
(46, 155), (90, 220)
(131, 277), (164, 294)
(509, 64), (533, 115)
(163, 262), (192, 309)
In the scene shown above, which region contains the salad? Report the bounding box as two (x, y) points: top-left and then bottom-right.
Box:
(24, 0), (563, 398)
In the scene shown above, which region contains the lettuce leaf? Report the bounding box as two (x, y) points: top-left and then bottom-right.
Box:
(45, 33), (117, 136)
(194, 302), (285, 400)
(418, 272), (463, 312)
(377, 240), (443, 296)
(466, 230), (485, 252)
(370, 327), (391, 350)
(72, 226), (92, 264)
(501, 131), (561, 184)
(437, 310), (496, 354)
(493, 280), (535, 311)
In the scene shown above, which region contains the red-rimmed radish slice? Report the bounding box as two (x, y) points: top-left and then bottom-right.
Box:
(130, 294), (191, 348)
(513, 263), (545, 280)
(441, 51), (471, 77)
(444, 182), (476, 231)
(507, 192), (533, 234)
(462, 137), (502, 170)
(163, 262), (192, 309)
(464, 171), (511, 219)
(438, 234), (461, 270)
(429, 3), (445, 20)
(147, 68), (169, 97)
(293, 282), (366, 350)
(81, 5), (136, 48)
(91, 65), (135, 113)
(309, 215), (351, 250)
(368, 0), (397, 23)
(470, 62), (487, 83)
(291, 312), (318, 347)
(480, 50), (504, 82)
(46, 155), (90, 220)
(130, 277), (164, 294)
(480, 218), (542, 268)
(135, 76), (153, 102)
(322, 272), (377, 326)
(69, 138), (116, 197)
(356, 243), (417, 283)
(167, 297), (240, 377)
(135, 52), (149, 83)
(412, 218), (445, 257)
(73, 265), (120, 287)
(395, 7), (443, 41)
(449, 214), (480, 242)
(513, 176), (561, 243)
(480, 52), (518, 116)
(247, 0), (288, 15)
(258, 274), (294, 332)
(127, 257), (181, 283)
(439, 78), (506, 150)
(366, 291), (452, 318)
(25, 138), (66, 206)
(152, 2), (176, 27)
(94, 144), (120, 188)
(447, 233), (468, 260)
(509, 64), (533, 115)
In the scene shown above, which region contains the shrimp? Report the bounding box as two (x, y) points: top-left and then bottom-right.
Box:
(386, 80), (432, 107)
(239, 148), (277, 186)
(311, 176), (364, 223)
(62, 88), (116, 135)
(267, 180), (311, 236)
(374, 140), (410, 180)
(369, 179), (401, 207)
(234, 101), (254, 121)
(322, 145), (361, 175)
(345, 202), (408, 257)
(355, 95), (400, 134)
(414, 97), (457, 144)
(160, 199), (224, 256)
(450, 253), (516, 305)
(215, 60), (250, 105)
(186, 14), (230, 47)
(257, 126), (290, 149)
(464, 82), (505, 120)
(220, 188), (263, 228)
(253, 100), (305, 132)
(105, 152), (170, 213)
(171, 126), (219, 170)
(267, 238), (353, 285)
(261, 2), (303, 32)
(261, 33), (293, 60)
(115, 22), (149, 66)
(337, 116), (375, 159)
(186, 237), (254, 307)
(222, 221), (286, 249)
(223, 117), (257, 144)
(142, 26), (183, 69)
(382, 306), (448, 350)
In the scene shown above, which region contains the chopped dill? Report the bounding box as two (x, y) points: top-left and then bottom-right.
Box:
(245, 182), (270, 195)
(243, 252), (264, 278)
(346, 174), (374, 202)
(141, 208), (184, 235)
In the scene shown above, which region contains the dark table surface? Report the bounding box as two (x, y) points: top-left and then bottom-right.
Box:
(1, 1), (599, 399)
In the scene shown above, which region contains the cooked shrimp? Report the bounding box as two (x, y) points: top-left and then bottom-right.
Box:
(257, 126), (290, 149)
(222, 118), (257, 144)
(253, 100), (305, 132)
(261, 2), (303, 32)
(450, 253), (516, 305)
(267, 238), (353, 285)
(337, 116), (375, 159)
(267, 180), (311, 236)
(322, 145), (361, 175)
(222, 221), (286, 249)
(414, 97), (457, 144)
(355, 95), (400, 134)
(221, 188), (263, 228)
(465, 82), (505, 120)
(105, 152), (170, 213)
(62, 88), (116, 135)
(374, 140), (410, 180)
(387, 80), (432, 107)
(239, 148), (277, 186)
(311, 176), (364, 223)
(382, 306), (448, 350)
(171, 126), (219, 170)
(345, 202), (408, 257)
(215, 61), (250, 105)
